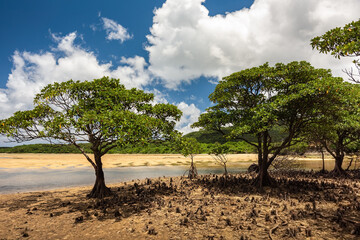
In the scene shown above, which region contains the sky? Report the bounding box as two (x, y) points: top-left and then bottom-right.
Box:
(0, 0), (359, 146)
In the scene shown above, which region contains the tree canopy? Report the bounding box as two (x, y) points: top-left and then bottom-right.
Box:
(192, 61), (342, 187)
(0, 77), (182, 198)
(303, 80), (360, 174)
(311, 19), (360, 82)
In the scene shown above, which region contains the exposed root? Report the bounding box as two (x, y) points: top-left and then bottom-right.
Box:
(87, 184), (113, 199)
(269, 223), (279, 240)
(252, 172), (277, 188)
(329, 168), (349, 178)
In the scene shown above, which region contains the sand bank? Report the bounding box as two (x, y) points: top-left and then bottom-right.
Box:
(0, 153), (337, 170)
(0, 153), (259, 169)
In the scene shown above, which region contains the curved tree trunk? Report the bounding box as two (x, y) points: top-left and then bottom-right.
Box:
(87, 153), (112, 198)
(331, 156), (347, 176)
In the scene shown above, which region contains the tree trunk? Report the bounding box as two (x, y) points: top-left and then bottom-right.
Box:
(319, 148), (326, 173)
(253, 158), (275, 188)
(331, 156), (347, 176)
(87, 153), (112, 198)
(321, 149), (325, 172)
(188, 155), (198, 179)
(346, 156), (354, 171)
(224, 164), (228, 176)
(252, 132), (275, 188)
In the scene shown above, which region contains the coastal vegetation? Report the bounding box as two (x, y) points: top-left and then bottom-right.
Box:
(192, 61), (360, 187)
(311, 19), (360, 83)
(0, 77), (182, 198)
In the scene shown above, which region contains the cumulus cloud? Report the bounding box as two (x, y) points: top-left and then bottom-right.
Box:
(175, 102), (201, 134)
(146, 0), (360, 88)
(0, 32), (150, 119)
(0, 31), (200, 137)
(102, 17), (132, 42)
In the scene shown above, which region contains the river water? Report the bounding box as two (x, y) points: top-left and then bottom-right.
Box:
(0, 158), (357, 194)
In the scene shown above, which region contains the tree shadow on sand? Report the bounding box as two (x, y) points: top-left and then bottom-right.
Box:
(3, 178), (178, 222)
(2, 170), (359, 237)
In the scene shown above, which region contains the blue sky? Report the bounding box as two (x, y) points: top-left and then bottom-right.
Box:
(0, 0), (359, 145)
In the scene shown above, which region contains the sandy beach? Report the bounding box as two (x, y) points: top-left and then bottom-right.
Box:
(0, 153), (337, 169)
(0, 153), (259, 169)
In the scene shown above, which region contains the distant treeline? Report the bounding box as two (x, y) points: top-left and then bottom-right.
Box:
(0, 141), (256, 154)
(0, 128), (309, 154)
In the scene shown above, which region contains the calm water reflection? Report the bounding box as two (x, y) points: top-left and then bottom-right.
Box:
(0, 159), (357, 194)
(0, 166), (245, 194)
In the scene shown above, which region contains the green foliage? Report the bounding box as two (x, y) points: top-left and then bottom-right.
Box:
(0, 140), (259, 154)
(193, 61), (335, 151)
(175, 137), (201, 158)
(193, 61), (343, 185)
(209, 142), (229, 155)
(303, 80), (360, 166)
(184, 129), (229, 144)
(0, 77), (182, 197)
(0, 143), (90, 153)
(0, 77), (182, 155)
(311, 19), (360, 83)
(311, 19), (360, 58)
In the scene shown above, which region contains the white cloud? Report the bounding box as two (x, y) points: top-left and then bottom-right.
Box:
(142, 90), (201, 134)
(146, 88), (169, 105)
(146, 0), (360, 88)
(175, 102), (201, 134)
(0, 30), (199, 139)
(102, 17), (132, 42)
(0, 32), (151, 119)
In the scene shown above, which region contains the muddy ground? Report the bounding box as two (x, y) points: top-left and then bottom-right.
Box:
(0, 170), (359, 239)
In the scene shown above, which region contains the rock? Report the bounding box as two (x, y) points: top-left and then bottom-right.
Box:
(247, 164), (259, 173)
(74, 216), (84, 224)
